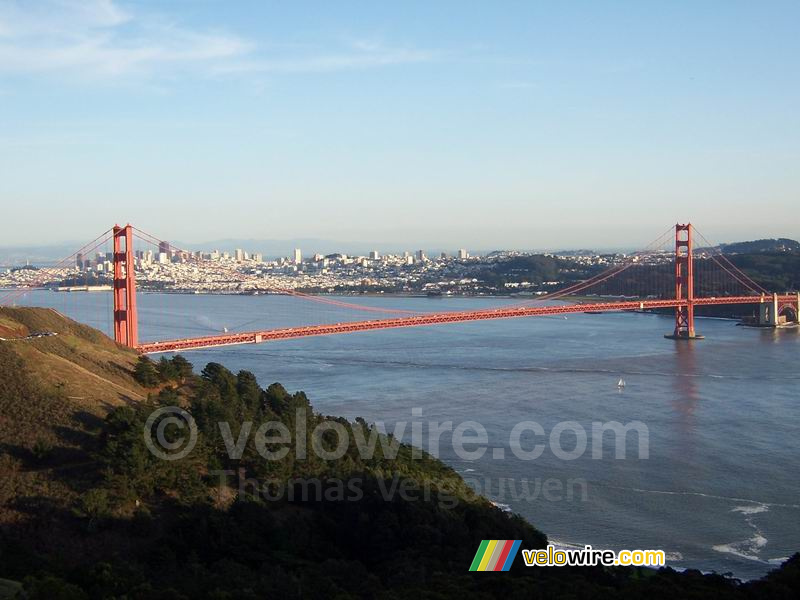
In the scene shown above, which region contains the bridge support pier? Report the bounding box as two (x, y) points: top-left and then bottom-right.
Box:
(665, 223), (703, 340)
(754, 292), (800, 327)
(756, 293), (780, 327)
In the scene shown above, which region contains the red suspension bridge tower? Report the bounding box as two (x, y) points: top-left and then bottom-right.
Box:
(666, 223), (703, 340)
(112, 224), (138, 347)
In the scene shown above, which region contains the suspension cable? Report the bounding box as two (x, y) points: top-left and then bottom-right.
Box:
(0, 229), (113, 306)
(504, 224), (677, 309)
(691, 226), (767, 294)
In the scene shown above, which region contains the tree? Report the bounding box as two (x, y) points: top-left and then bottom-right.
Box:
(265, 382), (291, 415)
(201, 363), (238, 402)
(133, 356), (159, 387)
(157, 357), (179, 382)
(171, 355), (194, 379)
(236, 370), (261, 412)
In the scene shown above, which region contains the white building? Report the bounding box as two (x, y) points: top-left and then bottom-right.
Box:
(294, 248), (302, 264)
(458, 249), (469, 259)
(369, 250), (380, 260)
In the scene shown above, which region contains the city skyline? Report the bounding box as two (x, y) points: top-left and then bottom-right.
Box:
(2, 0), (799, 247)
(5, 228), (798, 267)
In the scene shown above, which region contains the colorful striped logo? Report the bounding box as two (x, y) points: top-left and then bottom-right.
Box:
(469, 540), (522, 571)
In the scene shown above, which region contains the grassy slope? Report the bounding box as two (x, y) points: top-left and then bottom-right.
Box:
(0, 307), (146, 526)
(0, 307), (145, 407)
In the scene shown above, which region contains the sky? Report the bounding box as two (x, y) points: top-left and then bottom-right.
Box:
(1, 0), (798, 251)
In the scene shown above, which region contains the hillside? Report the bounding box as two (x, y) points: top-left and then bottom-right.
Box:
(0, 307), (146, 531)
(0, 310), (799, 598)
(0, 307), (145, 446)
(721, 238), (800, 254)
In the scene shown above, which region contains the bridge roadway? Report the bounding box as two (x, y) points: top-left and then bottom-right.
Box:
(136, 294), (796, 354)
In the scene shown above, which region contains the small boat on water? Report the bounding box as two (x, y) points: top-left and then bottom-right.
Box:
(617, 377), (626, 388)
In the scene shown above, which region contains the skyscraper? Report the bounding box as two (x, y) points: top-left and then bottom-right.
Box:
(294, 248), (302, 264)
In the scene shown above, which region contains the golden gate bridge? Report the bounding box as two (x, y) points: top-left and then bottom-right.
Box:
(1, 224), (798, 354)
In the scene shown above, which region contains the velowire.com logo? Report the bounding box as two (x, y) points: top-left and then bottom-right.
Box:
(469, 540), (522, 571)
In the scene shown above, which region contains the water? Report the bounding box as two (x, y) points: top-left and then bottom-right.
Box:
(8, 290), (800, 579)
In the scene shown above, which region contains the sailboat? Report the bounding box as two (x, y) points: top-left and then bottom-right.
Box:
(617, 377), (626, 388)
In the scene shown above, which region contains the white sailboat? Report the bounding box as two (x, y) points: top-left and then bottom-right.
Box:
(617, 377), (626, 388)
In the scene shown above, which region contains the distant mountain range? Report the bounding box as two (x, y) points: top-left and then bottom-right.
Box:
(0, 243), (84, 267)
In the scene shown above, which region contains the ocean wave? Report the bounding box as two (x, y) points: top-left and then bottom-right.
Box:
(712, 502), (771, 562)
(548, 538), (587, 551)
(712, 534), (768, 562)
(490, 501), (512, 513)
(665, 551), (683, 561)
(733, 504), (769, 516)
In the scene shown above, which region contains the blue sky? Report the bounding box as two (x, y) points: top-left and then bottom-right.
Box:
(1, 0), (798, 250)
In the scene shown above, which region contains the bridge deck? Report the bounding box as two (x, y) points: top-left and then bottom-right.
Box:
(136, 294), (794, 354)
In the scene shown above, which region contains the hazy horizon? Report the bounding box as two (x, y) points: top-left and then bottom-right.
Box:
(2, 1), (798, 248)
(2, 231), (797, 266)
